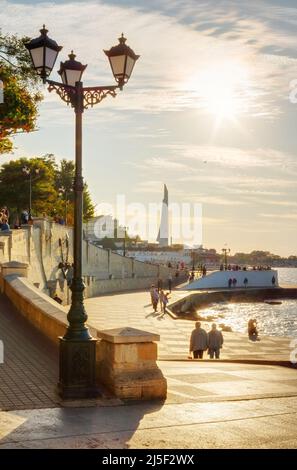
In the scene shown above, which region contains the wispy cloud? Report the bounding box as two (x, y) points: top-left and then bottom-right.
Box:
(260, 212), (297, 220)
(1, 0), (296, 118)
(154, 143), (297, 171)
(2, 0), (297, 255)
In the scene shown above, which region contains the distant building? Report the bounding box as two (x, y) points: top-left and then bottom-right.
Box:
(84, 215), (125, 242)
(157, 184), (169, 247)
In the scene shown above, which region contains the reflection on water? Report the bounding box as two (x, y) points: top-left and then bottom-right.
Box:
(198, 268), (297, 338)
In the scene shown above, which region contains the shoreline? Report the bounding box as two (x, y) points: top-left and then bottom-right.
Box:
(166, 285), (297, 339)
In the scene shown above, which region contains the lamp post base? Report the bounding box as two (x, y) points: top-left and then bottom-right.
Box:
(58, 336), (99, 399)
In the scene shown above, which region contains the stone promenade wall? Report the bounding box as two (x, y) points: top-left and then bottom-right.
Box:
(185, 269), (279, 290)
(0, 218), (176, 303)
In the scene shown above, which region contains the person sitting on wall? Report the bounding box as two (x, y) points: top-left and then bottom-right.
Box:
(272, 275), (276, 286)
(228, 278), (232, 288)
(0, 215), (10, 232)
(20, 210), (29, 225)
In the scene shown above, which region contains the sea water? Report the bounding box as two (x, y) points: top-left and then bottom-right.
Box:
(198, 268), (297, 338)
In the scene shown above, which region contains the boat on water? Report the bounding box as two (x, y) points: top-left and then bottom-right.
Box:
(264, 300), (282, 305)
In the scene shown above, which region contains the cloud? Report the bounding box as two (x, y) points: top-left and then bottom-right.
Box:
(154, 143), (297, 171)
(244, 198), (297, 207)
(184, 194), (247, 206)
(1, 0), (297, 119)
(132, 180), (165, 194)
(128, 156), (190, 172)
(260, 212), (297, 220)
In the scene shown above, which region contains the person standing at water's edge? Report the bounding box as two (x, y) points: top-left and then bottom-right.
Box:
(208, 323), (224, 359)
(189, 322), (208, 359)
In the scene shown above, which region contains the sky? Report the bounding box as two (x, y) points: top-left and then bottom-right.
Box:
(1, 0), (297, 256)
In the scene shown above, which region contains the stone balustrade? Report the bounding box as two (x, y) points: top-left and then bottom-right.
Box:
(97, 327), (167, 400)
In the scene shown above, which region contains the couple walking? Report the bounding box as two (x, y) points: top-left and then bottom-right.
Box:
(150, 285), (169, 313)
(189, 322), (224, 359)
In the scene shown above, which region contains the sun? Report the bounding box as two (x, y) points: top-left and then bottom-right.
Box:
(186, 61), (250, 123)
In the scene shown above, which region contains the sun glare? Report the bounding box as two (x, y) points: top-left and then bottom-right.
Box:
(186, 61), (250, 123)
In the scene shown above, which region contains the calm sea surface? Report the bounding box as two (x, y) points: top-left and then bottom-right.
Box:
(199, 268), (297, 338)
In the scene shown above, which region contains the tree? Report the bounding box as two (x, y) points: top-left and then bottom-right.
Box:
(0, 156), (57, 221)
(0, 154), (96, 224)
(0, 30), (42, 154)
(55, 159), (95, 222)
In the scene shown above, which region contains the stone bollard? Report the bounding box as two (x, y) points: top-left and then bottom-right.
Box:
(0, 261), (29, 293)
(97, 327), (167, 400)
(1, 261), (28, 278)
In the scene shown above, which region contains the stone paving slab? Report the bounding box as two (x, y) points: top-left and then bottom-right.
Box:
(84, 290), (292, 363)
(0, 295), (60, 411)
(0, 363), (297, 448)
(0, 288), (295, 415)
(1, 288), (297, 449)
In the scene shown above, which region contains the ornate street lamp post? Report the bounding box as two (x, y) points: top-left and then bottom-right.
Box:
(222, 247), (231, 270)
(123, 226), (128, 257)
(25, 26), (139, 399)
(58, 186), (71, 226)
(22, 166), (40, 218)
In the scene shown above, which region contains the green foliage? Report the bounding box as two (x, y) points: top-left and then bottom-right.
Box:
(0, 155), (57, 218)
(55, 158), (95, 222)
(0, 30), (42, 154)
(0, 31), (39, 84)
(0, 155), (96, 224)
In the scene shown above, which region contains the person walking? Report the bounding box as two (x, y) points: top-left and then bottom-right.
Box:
(150, 285), (159, 313)
(150, 284), (155, 305)
(189, 322), (208, 359)
(168, 274), (172, 293)
(157, 278), (163, 292)
(159, 289), (170, 313)
(208, 323), (224, 359)
(162, 291), (170, 314)
(159, 289), (165, 312)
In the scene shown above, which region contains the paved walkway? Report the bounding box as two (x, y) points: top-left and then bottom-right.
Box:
(0, 290), (297, 448)
(1, 361), (297, 448)
(0, 295), (59, 411)
(84, 290), (292, 363)
(0, 288), (294, 413)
